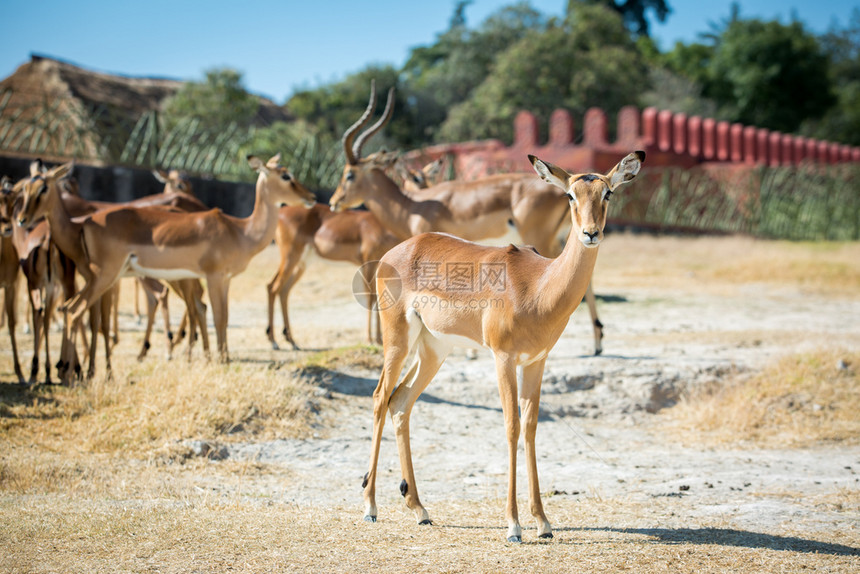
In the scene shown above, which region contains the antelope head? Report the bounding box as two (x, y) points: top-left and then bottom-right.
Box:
(529, 151), (645, 248)
(329, 80), (396, 212)
(16, 160), (73, 230)
(153, 168), (193, 196)
(247, 154), (316, 208)
(0, 176), (16, 237)
(397, 157), (444, 192)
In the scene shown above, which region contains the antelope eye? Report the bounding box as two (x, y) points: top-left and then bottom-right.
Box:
(346, 171), (355, 182)
(280, 172), (292, 182)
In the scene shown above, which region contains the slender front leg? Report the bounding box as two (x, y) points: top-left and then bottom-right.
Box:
(26, 287), (43, 383)
(4, 286), (25, 383)
(138, 279), (159, 361)
(192, 281), (210, 359)
(521, 359), (552, 539)
(206, 275), (230, 363)
(583, 281), (603, 355)
(279, 261), (306, 350)
(494, 352), (522, 542)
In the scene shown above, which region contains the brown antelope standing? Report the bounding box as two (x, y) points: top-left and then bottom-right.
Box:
(8, 170), (87, 383)
(61, 170), (210, 361)
(266, 203), (400, 349)
(359, 150), (644, 542)
(15, 155), (315, 378)
(0, 177), (25, 382)
(330, 84), (606, 354)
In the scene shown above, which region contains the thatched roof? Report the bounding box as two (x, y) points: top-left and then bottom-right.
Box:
(0, 54), (290, 163)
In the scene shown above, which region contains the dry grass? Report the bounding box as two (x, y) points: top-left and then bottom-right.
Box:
(1, 493), (857, 573)
(0, 358), (314, 458)
(598, 235), (860, 296)
(665, 349), (860, 448)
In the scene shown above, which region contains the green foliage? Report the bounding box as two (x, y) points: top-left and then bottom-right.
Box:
(439, 3), (645, 142)
(245, 122), (344, 193)
(707, 18), (835, 133)
(571, 0), (671, 37)
(161, 68), (259, 132)
(802, 9), (860, 145)
(286, 65), (406, 148)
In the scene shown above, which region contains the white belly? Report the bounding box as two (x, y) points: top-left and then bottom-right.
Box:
(127, 255), (203, 280)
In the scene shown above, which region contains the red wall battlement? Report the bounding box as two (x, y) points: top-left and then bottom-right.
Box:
(404, 106), (860, 178)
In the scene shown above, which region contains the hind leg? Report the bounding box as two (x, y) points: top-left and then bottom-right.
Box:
(387, 330), (452, 524)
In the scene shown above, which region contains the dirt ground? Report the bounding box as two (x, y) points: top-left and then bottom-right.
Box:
(1, 233), (859, 572)
(229, 234), (860, 531)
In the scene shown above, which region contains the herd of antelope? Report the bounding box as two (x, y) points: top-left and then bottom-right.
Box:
(0, 81), (645, 542)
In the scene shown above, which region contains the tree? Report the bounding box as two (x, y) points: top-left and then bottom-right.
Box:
(161, 68), (259, 131)
(285, 66), (409, 148)
(802, 9), (860, 145)
(439, 3), (645, 143)
(707, 18), (835, 133)
(402, 2), (546, 142)
(569, 0), (671, 37)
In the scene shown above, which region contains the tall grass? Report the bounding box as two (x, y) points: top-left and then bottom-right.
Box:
(618, 163), (860, 240)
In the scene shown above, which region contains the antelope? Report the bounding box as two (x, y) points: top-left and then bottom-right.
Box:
(0, 177), (25, 382)
(360, 150), (644, 542)
(7, 170), (89, 383)
(153, 168), (193, 196)
(15, 155), (315, 378)
(396, 157), (444, 193)
(60, 170), (210, 362)
(330, 83), (606, 355)
(266, 203), (400, 350)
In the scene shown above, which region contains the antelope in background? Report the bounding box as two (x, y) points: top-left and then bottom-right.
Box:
(331, 82), (606, 355)
(15, 155), (315, 380)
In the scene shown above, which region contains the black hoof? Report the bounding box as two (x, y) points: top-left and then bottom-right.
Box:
(539, 532), (554, 539)
(419, 519), (432, 526)
(364, 515), (377, 523)
(507, 535), (522, 543)
(594, 348), (602, 356)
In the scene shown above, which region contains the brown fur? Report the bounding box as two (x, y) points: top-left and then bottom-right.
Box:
(15, 155), (315, 377)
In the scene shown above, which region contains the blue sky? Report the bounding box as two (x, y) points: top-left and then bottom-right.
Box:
(1, 0), (856, 104)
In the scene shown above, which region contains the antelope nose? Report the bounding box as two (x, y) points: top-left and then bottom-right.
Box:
(583, 229), (599, 241)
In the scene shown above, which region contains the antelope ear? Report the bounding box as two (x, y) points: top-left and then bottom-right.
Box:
(152, 169), (169, 184)
(394, 160), (410, 179)
(266, 153), (282, 169)
(247, 155), (268, 173)
(29, 159), (45, 177)
(529, 155), (571, 192)
(423, 158), (444, 178)
(606, 151), (645, 191)
(376, 150), (400, 167)
(50, 162), (73, 181)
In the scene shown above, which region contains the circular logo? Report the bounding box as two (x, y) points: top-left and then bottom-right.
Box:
(352, 261), (402, 311)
